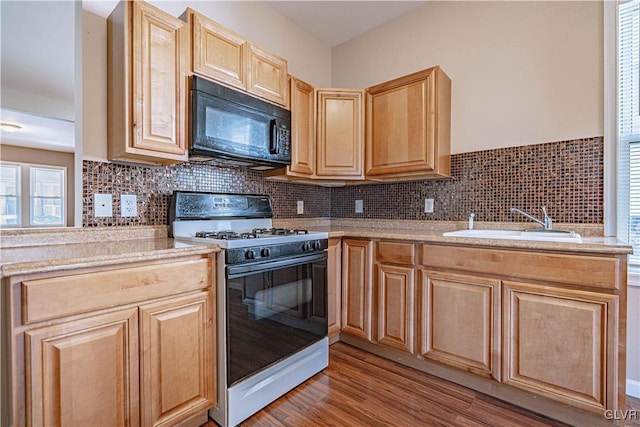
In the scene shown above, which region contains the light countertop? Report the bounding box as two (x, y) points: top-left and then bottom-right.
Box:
(0, 226), (220, 278)
(0, 220), (632, 279)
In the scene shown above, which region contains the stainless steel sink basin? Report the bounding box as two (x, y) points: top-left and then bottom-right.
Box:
(442, 229), (582, 243)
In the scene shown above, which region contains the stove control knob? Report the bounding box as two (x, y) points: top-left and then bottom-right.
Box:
(313, 240), (322, 250)
(261, 248), (271, 257)
(302, 242), (311, 251)
(245, 250), (256, 260)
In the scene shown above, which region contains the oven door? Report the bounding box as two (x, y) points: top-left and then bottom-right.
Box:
(226, 252), (328, 386)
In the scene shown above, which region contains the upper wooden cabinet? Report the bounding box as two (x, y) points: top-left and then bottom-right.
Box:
(183, 8), (289, 107)
(265, 83), (364, 182)
(288, 77), (316, 177)
(107, 1), (188, 165)
(316, 89), (365, 179)
(365, 66), (451, 180)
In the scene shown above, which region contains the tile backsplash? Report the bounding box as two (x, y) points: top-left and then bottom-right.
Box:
(83, 136), (603, 226)
(82, 161), (330, 227)
(331, 136), (603, 224)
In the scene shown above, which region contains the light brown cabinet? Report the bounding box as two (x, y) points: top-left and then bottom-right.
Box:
(419, 270), (500, 380)
(316, 89), (365, 179)
(183, 8), (288, 107)
(502, 281), (618, 413)
(328, 238), (343, 337)
(108, 0), (188, 165)
(287, 77), (316, 177)
(7, 255), (216, 427)
(365, 66), (451, 180)
(375, 241), (416, 353)
(266, 85), (365, 183)
(140, 292), (215, 427)
(24, 309), (140, 426)
(341, 238), (373, 340)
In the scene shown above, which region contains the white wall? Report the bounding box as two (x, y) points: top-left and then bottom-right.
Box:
(331, 1), (603, 154)
(82, 1), (332, 161)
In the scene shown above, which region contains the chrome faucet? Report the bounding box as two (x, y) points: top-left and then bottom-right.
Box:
(510, 206), (553, 230)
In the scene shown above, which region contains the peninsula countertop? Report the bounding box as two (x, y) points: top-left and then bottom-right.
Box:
(0, 226), (220, 278)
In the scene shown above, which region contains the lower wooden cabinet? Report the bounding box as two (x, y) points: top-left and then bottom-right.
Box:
(24, 309), (140, 427)
(376, 264), (415, 353)
(327, 238), (342, 336)
(140, 292), (215, 427)
(341, 238), (373, 340)
(502, 281), (619, 412)
(419, 270), (500, 380)
(8, 255), (216, 427)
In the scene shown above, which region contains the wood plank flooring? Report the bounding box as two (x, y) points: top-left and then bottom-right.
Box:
(208, 343), (640, 426)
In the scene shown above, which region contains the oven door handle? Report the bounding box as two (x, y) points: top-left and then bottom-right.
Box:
(227, 252), (327, 278)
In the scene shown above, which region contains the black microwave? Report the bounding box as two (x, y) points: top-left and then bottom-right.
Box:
(189, 76), (291, 170)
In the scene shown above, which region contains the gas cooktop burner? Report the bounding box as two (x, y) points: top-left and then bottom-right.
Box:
(194, 228), (311, 241)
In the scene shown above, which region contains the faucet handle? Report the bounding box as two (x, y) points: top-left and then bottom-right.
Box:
(541, 206), (553, 230)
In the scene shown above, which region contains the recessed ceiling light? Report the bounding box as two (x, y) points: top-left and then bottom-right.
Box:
(0, 123), (22, 133)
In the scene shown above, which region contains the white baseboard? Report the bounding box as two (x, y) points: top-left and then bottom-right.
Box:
(628, 379), (640, 398)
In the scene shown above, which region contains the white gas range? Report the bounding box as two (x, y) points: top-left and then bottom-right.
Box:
(170, 191), (329, 427)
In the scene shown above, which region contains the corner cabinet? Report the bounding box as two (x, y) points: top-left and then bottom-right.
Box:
(316, 89), (365, 179)
(265, 84), (365, 183)
(7, 255), (216, 427)
(365, 66), (451, 180)
(183, 8), (289, 107)
(107, 1), (189, 165)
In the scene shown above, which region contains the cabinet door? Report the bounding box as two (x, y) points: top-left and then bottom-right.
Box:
(503, 281), (618, 412)
(132, 1), (187, 158)
(316, 89), (364, 179)
(24, 309), (139, 427)
(420, 271), (500, 380)
(342, 239), (373, 340)
(140, 292), (215, 427)
(288, 77), (316, 177)
(377, 264), (415, 353)
(190, 9), (246, 91)
(328, 238), (342, 336)
(247, 42), (288, 107)
(365, 67), (450, 179)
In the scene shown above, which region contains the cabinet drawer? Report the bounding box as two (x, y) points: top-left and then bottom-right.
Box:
(420, 244), (620, 289)
(377, 241), (415, 265)
(22, 257), (212, 324)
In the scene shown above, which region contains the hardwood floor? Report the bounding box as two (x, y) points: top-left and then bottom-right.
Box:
(207, 343), (640, 426)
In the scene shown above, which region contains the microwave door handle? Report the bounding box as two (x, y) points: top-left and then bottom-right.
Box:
(269, 119), (278, 154)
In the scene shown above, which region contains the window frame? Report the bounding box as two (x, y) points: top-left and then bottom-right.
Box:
(0, 161), (67, 228)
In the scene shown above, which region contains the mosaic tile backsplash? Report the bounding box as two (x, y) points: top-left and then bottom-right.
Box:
(331, 136), (603, 223)
(83, 136), (603, 226)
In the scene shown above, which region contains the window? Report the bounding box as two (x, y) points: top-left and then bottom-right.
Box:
(620, 0), (640, 268)
(0, 164), (20, 226)
(0, 162), (66, 227)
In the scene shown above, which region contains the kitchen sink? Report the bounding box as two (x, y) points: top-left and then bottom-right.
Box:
(442, 229), (582, 243)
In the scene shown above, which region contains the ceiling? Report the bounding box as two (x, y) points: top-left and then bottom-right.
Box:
(264, 1), (427, 47)
(82, 1), (428, 48)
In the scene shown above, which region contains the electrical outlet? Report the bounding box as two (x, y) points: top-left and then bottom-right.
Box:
(355, 200), (363, 213)
(94, 194), (113, 217)
(424, 198), (434, 213)
(121, 194), (138, 217)
(297, 200), (304, 215)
